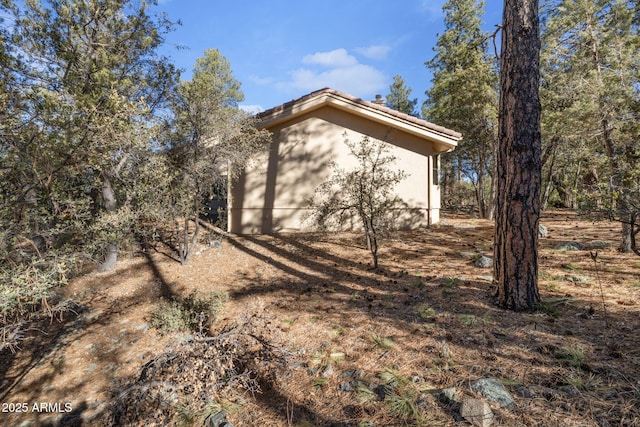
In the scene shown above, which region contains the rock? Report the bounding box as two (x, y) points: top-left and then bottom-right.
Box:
(589, 240), (611, 249)
(204, 410), (234, 427)
(415, 394), (429, 407)
(374, 384), (393, 401)
(470, 378), (515, 409)
(565, 275), (591, 285)
(340, 369), (362, 379)
(321, 364), (334, 378)
(528, 385), (560, 399)
(340, 382), (354, 392)
(435, 386), (460, 404)
(558, 384), (580, 396)
(475, 255), (493, 269)
(514, 386), (532, 398)
(538, 224), (548, 238)
(460, 398), (494, 427)
(554, 241), (586, 251)
(460, 252), (476, 259)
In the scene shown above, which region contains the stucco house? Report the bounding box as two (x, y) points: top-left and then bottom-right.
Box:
(228, 88), (461, 234)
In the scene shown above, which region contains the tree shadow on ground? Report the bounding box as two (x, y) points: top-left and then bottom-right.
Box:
(221, 228), (639, 422)
(0, 254), (183, 426)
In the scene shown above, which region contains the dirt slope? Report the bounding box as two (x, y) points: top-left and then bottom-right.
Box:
(1, 210), (639, 426)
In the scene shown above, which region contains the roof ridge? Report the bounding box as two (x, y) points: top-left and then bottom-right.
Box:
(256, 88), (462, 140)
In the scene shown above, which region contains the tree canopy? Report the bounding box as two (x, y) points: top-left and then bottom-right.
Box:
(423, 0), (498, 219)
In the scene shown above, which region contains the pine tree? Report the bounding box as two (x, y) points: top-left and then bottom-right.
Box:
(386, 75), (418, 116)
(9, 0), (179, 271)
(541, 0), (640, 252)
(164, 49), (269, 264)
(423, 0), (498, 219)
(494, 0), (542, 310)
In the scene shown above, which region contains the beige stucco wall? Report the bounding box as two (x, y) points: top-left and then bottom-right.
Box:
(229, 106), (442, 233)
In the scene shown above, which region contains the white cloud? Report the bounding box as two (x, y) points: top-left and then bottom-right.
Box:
(284, 64), (386, 95)
(302, 48), (358, 68)
(277, 48), (387, 98)
(355, 45), (391, 61)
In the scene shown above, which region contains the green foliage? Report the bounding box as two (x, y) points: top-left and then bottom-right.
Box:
(541, 0), (640, 251)
(415, 305), (437, 319)
(565, 371), (602, 391)
(0, 252), (79, 352)
(386, 392), (421, 422)
(371, 334), (397, 350)
(307, 134), (408, 268)
(536, 297), (574, 318)
(555, 343), (587, 368)
(150, 291), (228, 335)
(356, 383), (376, 404)
(163, 48), (270, 264)
(424, 0), (498, 219)
(1, 0), (180, 272)
(385, 75), (418, 115)
(456, 311), (493, 327)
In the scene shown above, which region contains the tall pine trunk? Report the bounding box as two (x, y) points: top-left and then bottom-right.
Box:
(493, 0), (542, 311)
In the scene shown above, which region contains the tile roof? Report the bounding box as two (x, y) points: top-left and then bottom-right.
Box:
(256, 87), (462, 140)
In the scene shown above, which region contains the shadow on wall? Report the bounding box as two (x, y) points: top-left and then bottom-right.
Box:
(231, 119), (335, 234)
(231, 111), (438, 234)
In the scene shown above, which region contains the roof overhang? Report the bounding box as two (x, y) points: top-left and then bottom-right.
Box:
(256, 88), (461, 153)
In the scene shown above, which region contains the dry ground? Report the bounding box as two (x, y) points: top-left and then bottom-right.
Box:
(1, 210), (639, 426)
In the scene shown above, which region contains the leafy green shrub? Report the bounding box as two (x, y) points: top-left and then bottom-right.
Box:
(151, 291), (228, 335)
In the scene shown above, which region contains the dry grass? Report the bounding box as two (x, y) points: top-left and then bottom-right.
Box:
(1, 209), (639, 426)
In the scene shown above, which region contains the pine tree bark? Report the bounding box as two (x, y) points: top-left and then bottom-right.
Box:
(493, 0), (542, 310)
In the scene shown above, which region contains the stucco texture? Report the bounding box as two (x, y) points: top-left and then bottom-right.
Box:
(228, 89), (459, 234)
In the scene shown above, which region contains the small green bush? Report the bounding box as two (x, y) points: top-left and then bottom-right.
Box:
(151, 291), (228, 335)
(0, 254), (77, 352)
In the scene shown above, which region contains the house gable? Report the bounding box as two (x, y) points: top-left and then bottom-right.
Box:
(256, 88), (461, 153)
(228, 88), (461, 234)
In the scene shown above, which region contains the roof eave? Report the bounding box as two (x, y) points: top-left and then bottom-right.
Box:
(257, 90), (461, 153)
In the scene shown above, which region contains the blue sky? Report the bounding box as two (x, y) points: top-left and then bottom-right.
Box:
(157, 0), (503, 112)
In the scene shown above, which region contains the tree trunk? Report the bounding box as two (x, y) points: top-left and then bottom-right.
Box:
(476, 173), (487, 219)
(493, 0), (542, 311)
(541, 153), (556, 211)
(487, 136), (498, 221)
(98, 173), (119, 272)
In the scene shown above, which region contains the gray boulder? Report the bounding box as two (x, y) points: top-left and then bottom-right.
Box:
(538, 224), (548, 238)
(204, 411), (234, 427)
(434, 386), (461, 404)
(460, 252), (476, 260)
(589, 240), (611, 249)
(565, 275), (591, 285)
(470, 378), (515, 409)
(475, 255), (493, 269)
(460, 398), (494, 427)
(554, 241), (586, 251)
